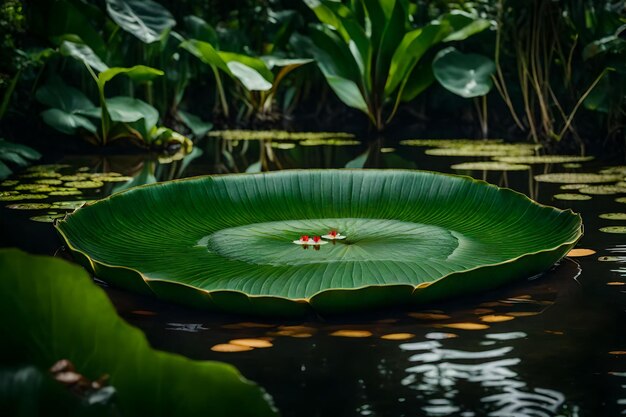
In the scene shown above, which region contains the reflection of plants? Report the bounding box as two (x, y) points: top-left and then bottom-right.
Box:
(299, 0), (491, 130)
(0, 139), (40, 179)
(0, 248), (277, 416)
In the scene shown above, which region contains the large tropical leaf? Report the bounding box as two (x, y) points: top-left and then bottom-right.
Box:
(78, 96), (159, 140)
(59, 40), (108, 72)
(105, 0), (175, 44)
(432, 47), (496, 98)
(56, 170), (582, 316)
(0, 249), (277, 416)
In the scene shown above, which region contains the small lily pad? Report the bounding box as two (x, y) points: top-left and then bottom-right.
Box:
(380, 147), (396, 153)
(20, 171), (62, 179)
(26, 164), (69, 172)
(64, 181), (104, 189)
(579, 185), (626, 195)
(562, 163), (582, 169)
(59, 175), (90, 181)
(535, 173), (622, 184)
(208, 130), (355, 141)
(599, 226), (626, 234)
(426, 144), (539, 157)
(35, 179), (63, 185)
(270, 142), (296, 150)
(1, 180), (19, 186)
(50, 200), (91, 210)
(494, 155), (593, 164)
(399, 139), (503, 147)
(451, 162), (530, 171)
(560, 184), (588, 190)
(0, 190), (19, 196)
(617, 197), (626, 204)
(599, 213), (626, 220)
(599, 166), (626, 176)
(49, 190), (83, 196)
(553, 194), (592, 201)
(299, 139), (360, 146)
(30, 214), (66, 223)
(6, 203), (52, 210)
(0, 193), (48, 201)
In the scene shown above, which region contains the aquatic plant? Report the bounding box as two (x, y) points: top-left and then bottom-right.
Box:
(0, 139), (40, 179)
(56, 170), (582, 316)
(299, 0), (492, 130)
(0, 248), (277, 416)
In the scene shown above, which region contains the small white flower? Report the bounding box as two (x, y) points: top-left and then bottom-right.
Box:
(321, 230), (347, 240)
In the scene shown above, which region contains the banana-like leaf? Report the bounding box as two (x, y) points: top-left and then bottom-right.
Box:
(105, 0), (175, 44)
(0, 248), (277, 416)
(59, 40), (109, 72)
(56, 170), (582, 316)
(432, 47), (496, 98)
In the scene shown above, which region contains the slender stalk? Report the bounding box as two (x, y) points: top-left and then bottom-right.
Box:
(212, 66), (229, 118)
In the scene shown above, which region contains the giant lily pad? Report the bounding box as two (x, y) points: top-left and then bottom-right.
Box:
(56, 170), (582, 315)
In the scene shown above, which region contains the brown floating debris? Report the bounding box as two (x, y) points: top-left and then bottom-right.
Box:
(480, 315), (515, 323)
(408, 312), (451, 320)
(380, 333), (415, 341)
(330, 330), (373, 338)
(211, 343), (254, 352)
(567, 248), (597, 257)
(229, 338), (273, 348)
(440, 322), (489, 330)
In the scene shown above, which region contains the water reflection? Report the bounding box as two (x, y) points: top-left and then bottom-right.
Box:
(400, 333), (571, 416)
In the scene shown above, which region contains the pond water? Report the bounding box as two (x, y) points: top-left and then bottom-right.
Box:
(1, 133), (625, 416)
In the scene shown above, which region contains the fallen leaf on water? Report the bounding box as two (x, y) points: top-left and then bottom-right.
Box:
(229, 338), (273, 348)
(440, 323), (489, 330)
(480, 315), (515, 323)
(567, 248), (596, 257)
(608, 351), (626, 355)
(380, 333), (415, 341)
(473, 308), (495, 315)
(607, 282), (625, 286)
(211, 343), (254, 352)
(507, 312), (541, 317)
(330, 330), (373, 338)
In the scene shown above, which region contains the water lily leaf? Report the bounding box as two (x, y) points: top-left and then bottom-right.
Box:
(56, 170), (582, 316)
(451, 162), (530, 171)
(534, 173), (622, 184)
(432, 47), (495, 98)
(106, 0), (175, 44)
(494, 155), (594, 164)
(0, 249), (277, 416)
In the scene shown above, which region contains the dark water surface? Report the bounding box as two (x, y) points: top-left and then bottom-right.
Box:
(1, 135), (625, 416)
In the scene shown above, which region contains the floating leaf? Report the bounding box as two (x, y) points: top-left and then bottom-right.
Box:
(553, 194), (592, 201)
(599, 226), (626, 234)
(400, 139), (502, 147)
(562, 163), (582, 169)
(56, 170), (582, 315)
(450, 162), (530, 171)
(600, 166), (626, 176)
(535, 173), (622, 184)
(0, 194), (47, 201)
(211, 344), (254, 353)
(579, 185), (626, 195)
(299, 139), (360, 146)
(599, 213), (626, 220)
(560, 184), (588, 190)
(567, 248), (596, 257)
(380, 333), (415, 341)
(606, 282), (625, 286)
(63, 181), (104, 189)
(408, 312), (451, 320)
(441, 323), (489, 330)
(49, 190), (83, 196)
(330, 330), (373, 338)
(29, 214), (66, 223)
(617, 197), (626, 204)
(229, 339), (273, 348)
(494, 155), (594, 164)
(426, 144), (538, 157)
(6, 203), (52, 210)
(208, 130), (355, 141)
(480, 315), (514, 323)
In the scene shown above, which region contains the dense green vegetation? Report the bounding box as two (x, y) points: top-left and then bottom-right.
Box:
(0, 0), (623, 158)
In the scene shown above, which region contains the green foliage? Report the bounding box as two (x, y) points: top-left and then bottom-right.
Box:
(301, 0), (491, 130)
(105, 0), (176, 44)
(432, 46), (495, 98)
(0, 248), (278, 416)
(57, 169), (581, 315)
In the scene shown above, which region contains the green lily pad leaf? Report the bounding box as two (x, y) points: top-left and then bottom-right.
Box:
(579, 185), (626, 195)
(450, 162), (530, 171)
(299, 139), (360, 146)
(600, 166), (626, 175)
(562, 163), (582, 169)
(599, 213), (626, 220)
(6, 203), (52, 210)
(400, 139), (503, 147)
(553, 193), (592, 201)
(56, 170), (582, 316)
(534, 173), (622, 184)
(494, 155), (594, 164)
(0, 194), (47, 201)
(208, 130), (355, 141)
(599, 226), (626, 234)
(29, 214), (66, 223)
(432, 47), (495, 98)
(106, 0), (175, 44)
(63, 181), (104, 189)
(617, 197), (626, 204)
(426, 144), (539, 157)
(560, 184), (588, 190)
(0, 249), (277, 415)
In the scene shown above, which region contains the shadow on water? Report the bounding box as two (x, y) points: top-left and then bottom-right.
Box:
(1, 132), (625, 416)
